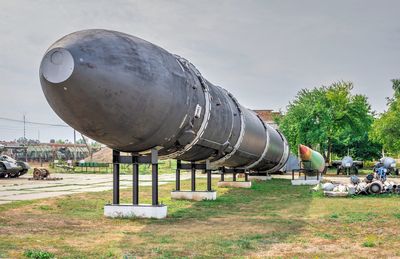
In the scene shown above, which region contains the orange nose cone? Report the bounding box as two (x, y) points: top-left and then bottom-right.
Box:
(298, 144), (311, 160)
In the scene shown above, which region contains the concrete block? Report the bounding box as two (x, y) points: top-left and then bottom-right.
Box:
(291, 179), (320, 186)
(217, 181), (252, 188)
(297, 175), (323, 181)
(104, 204), (167, 219)
(171, 191), (217, 201)
(248, 175), (272, 181)
(324, 191), (348, 197)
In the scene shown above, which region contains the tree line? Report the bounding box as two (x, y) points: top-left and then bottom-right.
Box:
(275, 80), (399, 162)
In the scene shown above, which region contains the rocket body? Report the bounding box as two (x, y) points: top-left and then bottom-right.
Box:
(40, 29), (289, 172)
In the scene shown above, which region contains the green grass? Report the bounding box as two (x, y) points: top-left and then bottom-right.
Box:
(23, 249), (55, 259)
(0, 178), (399, 257)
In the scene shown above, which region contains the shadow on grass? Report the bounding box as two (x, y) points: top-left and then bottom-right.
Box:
(120, 178), (314, 258)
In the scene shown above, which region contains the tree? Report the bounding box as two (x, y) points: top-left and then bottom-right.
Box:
(276, 81), (377, 161)
(370, 79), (400, 155)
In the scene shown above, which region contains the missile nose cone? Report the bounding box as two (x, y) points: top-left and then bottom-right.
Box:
(39, 29), (191, 152)
(40, 48), (74, 84)
(298, 144), (311, 160)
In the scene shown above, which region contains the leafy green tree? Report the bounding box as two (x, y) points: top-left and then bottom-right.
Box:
(370, 79), (400, 154)
(276, 81), (376, 161)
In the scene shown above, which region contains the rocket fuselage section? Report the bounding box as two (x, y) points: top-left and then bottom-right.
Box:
(40, 29), (289, 172)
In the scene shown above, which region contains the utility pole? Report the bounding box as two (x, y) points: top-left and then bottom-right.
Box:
(23, 114), (27, 162)
(23, 114), (26, 142)
(73, 129), (77, 162)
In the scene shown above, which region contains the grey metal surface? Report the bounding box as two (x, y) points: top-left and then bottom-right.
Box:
(381, 157), (396, 169)
(341, 156), (354, 168)
(40, 29), (289, 172)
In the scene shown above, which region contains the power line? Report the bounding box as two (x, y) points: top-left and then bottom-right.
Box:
(0, 116), (69, 128)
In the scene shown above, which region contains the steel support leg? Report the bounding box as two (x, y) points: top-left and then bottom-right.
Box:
(206, 169), (212, 191)
(244, 173), (248, 182)
(132, 155), (139, 205)
(112, 150), (120, 205)
(151, 149), (159, 206)
(176, 160), (181, 191)
(233, 172), (237, 182)
(191, 162), (196, 191)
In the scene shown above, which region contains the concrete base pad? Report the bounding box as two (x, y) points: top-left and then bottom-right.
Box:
(171, 191), (217, 201)
(324, 191), (348, 197)
(298, 175), (323, 180)
(104, 204), (167, 219)
(217, 181), (252, 188)
(248, 175), (272, 181)
(291, 179), (320, 185)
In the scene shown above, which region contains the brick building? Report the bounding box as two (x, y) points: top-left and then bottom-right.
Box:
(253, 109), (281, 129)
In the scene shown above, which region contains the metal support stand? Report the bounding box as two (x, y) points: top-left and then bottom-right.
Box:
(151, 149), (159, 206)
(290, 160), (322, 186)
(217, 167), (252, 188)
(112, 150), (120, 205)
(132, 154), (139, 205)
(206, 169), (212, 191)
(176, 160), (181, 191)
(191, 161), (196, 191)
(171, 160), (217, 201)
(105, 149), (167, 219)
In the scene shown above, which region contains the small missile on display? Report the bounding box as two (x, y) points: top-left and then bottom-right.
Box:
(39, 29), (290, 172)
(298, 144), (325, 173)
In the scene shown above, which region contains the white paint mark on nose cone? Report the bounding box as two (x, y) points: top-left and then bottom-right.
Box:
(41, 48), (74, 84)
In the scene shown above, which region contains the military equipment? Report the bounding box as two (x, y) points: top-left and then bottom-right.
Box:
(374, 157), (398, 175)
(334, 156), (360, 175)
(0, 154), (30, 178)
(39, 29), (289, 172)
(298, 144), (326, 173)
(29, 168), (62, 181)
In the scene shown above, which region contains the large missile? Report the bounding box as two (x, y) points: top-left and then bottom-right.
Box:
(39, 29), (289, 172)
(298, 144), (325, 173)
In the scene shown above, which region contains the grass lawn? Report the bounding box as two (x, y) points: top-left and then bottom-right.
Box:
(0, 178), (399, 258)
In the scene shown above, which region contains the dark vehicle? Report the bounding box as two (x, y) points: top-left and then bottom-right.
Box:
(0, 154), (30, 178)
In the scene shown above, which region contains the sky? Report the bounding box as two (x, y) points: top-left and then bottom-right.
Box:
(0, 0), (399, 142)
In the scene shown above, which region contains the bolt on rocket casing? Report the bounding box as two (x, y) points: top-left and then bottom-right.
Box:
(40, 29), (289, 172)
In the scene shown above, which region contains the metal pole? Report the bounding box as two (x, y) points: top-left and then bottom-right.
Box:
(233, 172), (237, 181)
(221, 167), (225, 181)
(73, 130), (77, 162)
(176, 160), (181, 191)
(244, 173), (248, 182)
(112, 150), (120, 204)
(206, 169), (212, 191)
(23, 114), (26, 142)
(191, 162), (196, 191)
(132, 154), (139, 205)
(151, 149), (159, 206)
